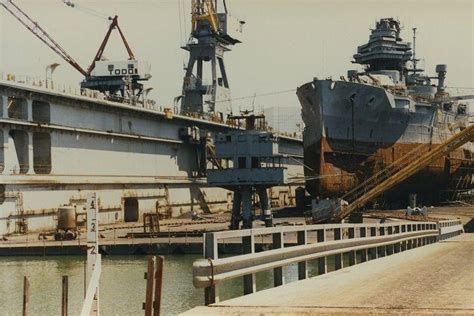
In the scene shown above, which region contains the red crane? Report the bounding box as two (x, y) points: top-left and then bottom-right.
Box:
(1, 0), (136, 78)
(87, 15), (136, 74)
(1, 0), (88, 76)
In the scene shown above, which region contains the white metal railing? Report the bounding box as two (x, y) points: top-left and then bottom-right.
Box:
(438, 219), (464, 239)
(194, 219), (463, 305)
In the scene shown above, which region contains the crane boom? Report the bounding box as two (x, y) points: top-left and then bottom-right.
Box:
(0, 0), (88, 76)
(191, 0), (219, 34)
(86, 15), (135, 75)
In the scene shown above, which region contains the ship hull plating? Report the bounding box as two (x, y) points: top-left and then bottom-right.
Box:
(297, 80), (473, 205)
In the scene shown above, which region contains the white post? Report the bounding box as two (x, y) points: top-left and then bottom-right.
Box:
(26, 99), (33, 121)
(27, 132), (34, 174)
(84, 193), (100, 316)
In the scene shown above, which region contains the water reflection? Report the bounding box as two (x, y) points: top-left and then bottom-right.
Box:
(0, 254), (352, 315)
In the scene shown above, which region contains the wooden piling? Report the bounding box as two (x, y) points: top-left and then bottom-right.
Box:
(23, 276), (30, 316)
(144, 256), (156, 316)
(62, 275), (68, 316)
(153, 256), (164, 316)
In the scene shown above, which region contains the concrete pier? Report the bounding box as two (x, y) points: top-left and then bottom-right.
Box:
(183, 234), (474, 315)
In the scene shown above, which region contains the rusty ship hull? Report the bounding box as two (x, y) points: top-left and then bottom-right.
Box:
(297, 79), (473, 205)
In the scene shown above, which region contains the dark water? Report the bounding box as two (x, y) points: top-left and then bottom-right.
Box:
(0, 254), (345, 315)
(0, 255), (202, 316)
(0, 255), (305, 316)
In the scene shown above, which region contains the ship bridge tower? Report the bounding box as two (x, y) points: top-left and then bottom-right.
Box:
(352, 18), (412, 80)
(180, 0), (244, 116)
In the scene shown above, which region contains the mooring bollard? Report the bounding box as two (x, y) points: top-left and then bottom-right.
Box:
(23, 276), (30, 316)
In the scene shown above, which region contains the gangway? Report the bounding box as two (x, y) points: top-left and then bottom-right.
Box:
(312, 124), (474, 223)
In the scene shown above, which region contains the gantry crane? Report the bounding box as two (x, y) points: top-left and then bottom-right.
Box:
(311, 124), (474, 223)
(180, 0), (244, 115)
(0, 0), (150, 100)
(191, 0), (219, 34)
(79, 14), (151, 100)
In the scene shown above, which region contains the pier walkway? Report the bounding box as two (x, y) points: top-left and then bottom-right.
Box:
(184, 233), (474, 315)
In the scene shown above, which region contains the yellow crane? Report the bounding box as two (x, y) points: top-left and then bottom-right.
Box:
(191, 0), (219, 34)
(316, 124), (474, 223)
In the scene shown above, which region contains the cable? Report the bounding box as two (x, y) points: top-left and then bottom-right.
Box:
(177, 0), (183, 44)
(63, 1), (108, 20)
(215, 88), (296, 104)
(76, 6), (108, 20)
(182, 0), (188, 40)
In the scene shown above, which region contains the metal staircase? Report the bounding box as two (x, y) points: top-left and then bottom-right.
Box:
(330, 124), (474, 222)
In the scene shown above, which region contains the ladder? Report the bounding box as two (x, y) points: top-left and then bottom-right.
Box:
(331, 124), (474, 222)
(206, 142), (223, 169)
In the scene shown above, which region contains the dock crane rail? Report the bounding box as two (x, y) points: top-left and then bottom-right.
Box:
(313, 124), (474, 223)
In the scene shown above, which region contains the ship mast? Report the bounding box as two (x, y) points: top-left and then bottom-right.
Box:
(412, 28), (418, 71)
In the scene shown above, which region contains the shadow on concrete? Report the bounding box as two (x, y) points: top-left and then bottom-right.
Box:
(463, 218), (474, 233)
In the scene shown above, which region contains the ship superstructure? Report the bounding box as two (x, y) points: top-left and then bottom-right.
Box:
(297, 18), (473, 205)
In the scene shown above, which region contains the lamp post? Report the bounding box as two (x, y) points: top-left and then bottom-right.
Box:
(45, 63), (60, 89)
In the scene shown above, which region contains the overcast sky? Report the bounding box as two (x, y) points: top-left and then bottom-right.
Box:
(1, 0), (473, 111)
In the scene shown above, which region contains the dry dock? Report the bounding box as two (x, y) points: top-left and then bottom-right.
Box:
(184, 233), (474, 315)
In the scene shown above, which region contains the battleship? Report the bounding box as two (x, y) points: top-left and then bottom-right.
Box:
(0, 1), (304, 235)
(297, 18), (473, 206)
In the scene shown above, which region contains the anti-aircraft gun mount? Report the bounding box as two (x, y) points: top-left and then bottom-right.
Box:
(207, 112), (287, 229)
